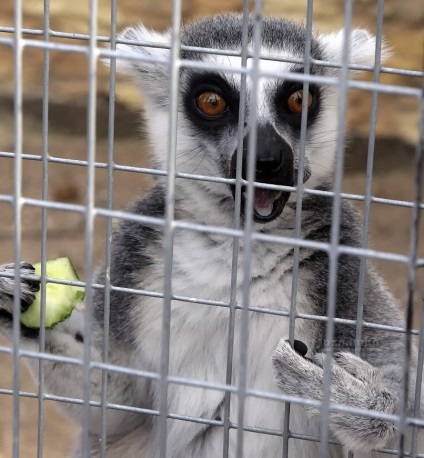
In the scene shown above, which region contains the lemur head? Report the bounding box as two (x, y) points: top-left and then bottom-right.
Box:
(116, 14), (386, 224)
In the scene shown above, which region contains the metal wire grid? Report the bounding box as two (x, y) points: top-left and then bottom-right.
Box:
(0, 0), (423, 457)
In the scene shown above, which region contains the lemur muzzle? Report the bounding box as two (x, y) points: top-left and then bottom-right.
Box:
(230, 123), (294, 223)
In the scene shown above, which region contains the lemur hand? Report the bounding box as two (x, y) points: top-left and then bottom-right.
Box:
(273, 339), (398, 451)
(0, 262), (40, 315)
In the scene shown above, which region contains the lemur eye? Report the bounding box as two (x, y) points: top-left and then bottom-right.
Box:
(196, 92), (228, 117)
(287, 89), (313, 114)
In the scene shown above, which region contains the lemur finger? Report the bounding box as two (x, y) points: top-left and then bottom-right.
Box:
(312, 353), (350, 382)
(0, 262), (40, 315)
(273, 340), (324, 399)
(311, 352), (338, 370)
(274, 340), (318, 375)
(333, 352), (378, 382)
(285, 339), (313, 362)
(0, 309), (13, 327)
(328, 385), (398, 452)
(1, 262), (36, 274)
(20, 294), (36, 313)
(312, 352), (367, 402)
(24, 278), (41, 293)
(18, 262), (41, 293)
(18, 262), (36, 272)
(0, 293), (36, 314)
(0, 262), (40, 293)
(0, 309), (39, 340)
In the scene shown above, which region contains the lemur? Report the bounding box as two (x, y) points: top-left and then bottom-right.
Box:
(0, 13), (423, 458)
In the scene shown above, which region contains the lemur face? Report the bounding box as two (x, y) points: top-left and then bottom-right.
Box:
(115, 14), (383, 224)
(180, 64), (322, 223)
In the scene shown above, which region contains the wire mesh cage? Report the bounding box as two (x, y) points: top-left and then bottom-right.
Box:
(0, 0), (423, 457)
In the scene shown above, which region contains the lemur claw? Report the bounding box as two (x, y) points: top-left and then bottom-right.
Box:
(0, 262), (40, 314)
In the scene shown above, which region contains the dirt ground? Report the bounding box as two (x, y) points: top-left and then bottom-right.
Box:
(0, 98), (423, 456)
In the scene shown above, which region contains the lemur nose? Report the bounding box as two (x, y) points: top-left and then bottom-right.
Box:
(240, 124), (293, 181)
(256, 150), (284, 174)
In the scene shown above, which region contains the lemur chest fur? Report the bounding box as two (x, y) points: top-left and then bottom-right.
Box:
(126, 227), (320, 455)
(135, 228), (316, 382)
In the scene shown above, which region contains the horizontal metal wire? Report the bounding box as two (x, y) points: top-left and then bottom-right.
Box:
(0, 26), (423, 79)
(1, 346), (423, 427)
(2, 151), (423, 212)
(0, 35), (422, 98)
(0, 269), (422, 338)
(1, 195), (423, 269)
(0, 386), (421, 457)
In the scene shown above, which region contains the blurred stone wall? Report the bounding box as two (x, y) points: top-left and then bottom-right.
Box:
(0, 0), (423, 144)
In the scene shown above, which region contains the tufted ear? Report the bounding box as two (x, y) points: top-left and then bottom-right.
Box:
(115, 25), (170, 74)
(319, 28), (390, 72)
(107, 24), (172, 104)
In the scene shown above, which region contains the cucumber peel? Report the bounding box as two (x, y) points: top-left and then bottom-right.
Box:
(20, 257), (85, 329)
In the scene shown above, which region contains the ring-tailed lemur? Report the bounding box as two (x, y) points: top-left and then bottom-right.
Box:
(0, 14), (423, 458)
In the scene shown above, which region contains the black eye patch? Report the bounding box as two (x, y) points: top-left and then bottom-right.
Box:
(274, 81), (321, 130)
(182, 72), (240, 135)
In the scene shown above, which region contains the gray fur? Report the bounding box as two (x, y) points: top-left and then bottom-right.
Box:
(0, 13), (422, 457)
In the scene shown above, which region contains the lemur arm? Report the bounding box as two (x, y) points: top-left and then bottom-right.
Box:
(0, 262), (227, 456)
(0, 263), (147, 439)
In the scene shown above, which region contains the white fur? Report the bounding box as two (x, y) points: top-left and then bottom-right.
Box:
(319, 28), (390, 70)
(116, 24), (171, 74)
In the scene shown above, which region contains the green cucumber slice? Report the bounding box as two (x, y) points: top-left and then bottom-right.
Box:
(20, 257), (85, 329)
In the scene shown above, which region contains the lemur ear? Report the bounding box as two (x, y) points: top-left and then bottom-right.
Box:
(319, 28), (390, 72)
(109, 24), (171, 101)
(115, 25), (170, 74)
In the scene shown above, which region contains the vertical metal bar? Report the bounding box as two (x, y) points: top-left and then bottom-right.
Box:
(99, 0), (117, 455)
(354, 0), (385, 356)
(12, 0), (23, 456)
(81, 0), (99, 455)
(348, 3), (386, 458)
(158, 1), (182, 456)
(236, 2), (263, 457)
(401, 56), (424, 458)
(319, 1), (353, 456)
(282, 2), (314, 456)
(36, 0), (51, 455)
(223, 2), (250, 456)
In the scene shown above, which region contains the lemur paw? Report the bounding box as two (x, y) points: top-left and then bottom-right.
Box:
(0, 262), (40, 315)
(272, 339), (397, 451)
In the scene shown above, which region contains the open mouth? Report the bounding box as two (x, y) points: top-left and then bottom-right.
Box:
(239, 188), (291, 224)
(253, 189), (282, 217)
(233, 186), (290, 224)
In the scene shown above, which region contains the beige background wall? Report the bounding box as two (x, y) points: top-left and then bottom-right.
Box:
(0, 1), (423, 456)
